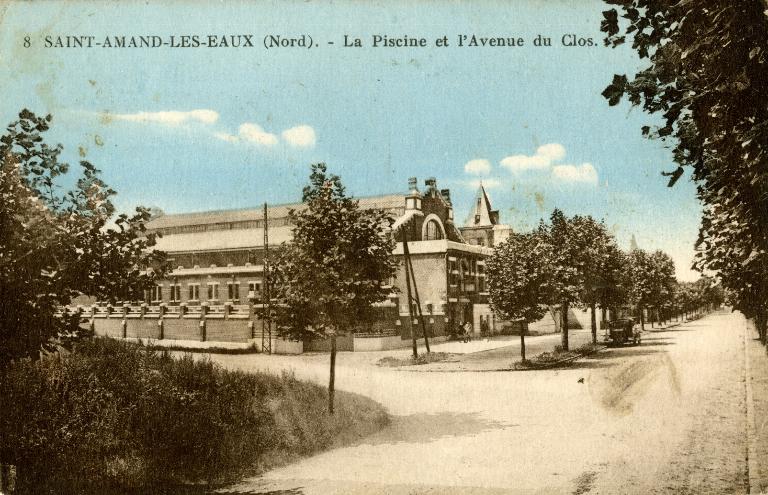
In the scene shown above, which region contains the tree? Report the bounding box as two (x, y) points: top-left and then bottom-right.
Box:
(541, 210), (590, 351)
(626, 249), (655, 331)
(649, 250), (676, 326)
(573, 216), (624, 344)
(272, 163), (397, 414)
(0, 110), (166, 366)
(600, 1), (768, 343)
(486, 230), (552, 361)
(595, 244), (628, 326)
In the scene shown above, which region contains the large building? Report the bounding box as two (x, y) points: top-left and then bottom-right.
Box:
(125, 177), (500, 349)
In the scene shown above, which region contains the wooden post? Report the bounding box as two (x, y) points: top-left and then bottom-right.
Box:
(328, 334), (336, 414)
(561, 301), (569, 351)
(401, 229), (418, 359)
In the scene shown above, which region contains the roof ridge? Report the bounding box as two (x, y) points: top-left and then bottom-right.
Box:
(151, 192), (406, 219)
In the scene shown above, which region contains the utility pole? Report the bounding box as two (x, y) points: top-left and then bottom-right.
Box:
(406, 238), (430, 353)
(262, 202), (272, 354)
(402, 227), (419, 358)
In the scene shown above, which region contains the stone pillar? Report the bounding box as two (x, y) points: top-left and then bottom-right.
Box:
(248, 300), (256, 339)
(121, 304), (129, 338)
(200, 304), (208, 341)
(158, 304), (166, 340)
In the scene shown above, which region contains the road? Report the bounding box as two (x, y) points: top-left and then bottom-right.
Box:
(210, 311), (752, 494)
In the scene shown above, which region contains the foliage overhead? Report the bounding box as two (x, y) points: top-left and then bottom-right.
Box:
(600, 1), (768, 331)
(0, 110), (166, 365)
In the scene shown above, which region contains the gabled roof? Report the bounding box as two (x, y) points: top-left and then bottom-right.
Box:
(464, 184), (499, 227)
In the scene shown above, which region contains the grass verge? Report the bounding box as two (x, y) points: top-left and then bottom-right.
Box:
(0, 337), (388, 494)
(513, 342), (603, 370)
(377, 351), (458, 367)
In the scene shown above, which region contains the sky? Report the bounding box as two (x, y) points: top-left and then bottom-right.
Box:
(0, 0), (703, 280)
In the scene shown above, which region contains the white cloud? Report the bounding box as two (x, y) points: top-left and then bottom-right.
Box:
(111, 109), (219, 126)
(282, 125), (316, 148)
(500, 154), (550, 172)
(500, 142), (567, 173)
(536, 143), (566, 162)
(238, 123), (279, 147)
(464, 158), (492, 176)
(552, 163), (598, 184)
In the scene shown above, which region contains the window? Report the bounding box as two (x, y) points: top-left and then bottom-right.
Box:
(247, 281), (263, 302)
(169, 284), (181, 302)
(151, 285), (163, 302)
(227, 282), (240, 302)
(207, 282), (220, 301)
(449, 259), (459, 286)
(424, 219), (443, 241)
(188, 283), (200, 301)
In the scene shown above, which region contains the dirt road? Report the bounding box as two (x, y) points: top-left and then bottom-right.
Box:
(211, 311), (753, 494)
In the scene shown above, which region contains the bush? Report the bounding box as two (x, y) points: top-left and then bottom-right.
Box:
(0, 338), (387, 493)
(377, 352), (457, 367)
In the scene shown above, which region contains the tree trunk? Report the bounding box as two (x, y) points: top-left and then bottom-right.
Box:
(601, 306), (607, 327)
(328, 334), (336, 414)
(590, 301), (597, 345)
(640, 308), (645, 331)
(520, 327), (526, 362)
(561, 301), (569, 351)
(757, 312), (767, 345)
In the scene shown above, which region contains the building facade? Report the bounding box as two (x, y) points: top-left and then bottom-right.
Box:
(126, 177), (494, 348)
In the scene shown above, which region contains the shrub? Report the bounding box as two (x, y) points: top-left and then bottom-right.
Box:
(377, 352), (457, 367)
(0, 338), (387, 493)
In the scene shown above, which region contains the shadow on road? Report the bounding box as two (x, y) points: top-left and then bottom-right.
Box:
(564, 346), (667, 371)
(350, 411), (510, 447)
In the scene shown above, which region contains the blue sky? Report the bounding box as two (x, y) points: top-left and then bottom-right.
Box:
(0, 0), (703, 280)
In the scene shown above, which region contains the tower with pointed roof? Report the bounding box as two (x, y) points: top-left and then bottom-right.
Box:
(459, 184), (513, 247)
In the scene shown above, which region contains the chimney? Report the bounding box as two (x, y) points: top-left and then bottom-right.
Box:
(440, 188), (452, 205)
(408, 177), (419, 193)
(425, 177), (437, 190)
(406, 177), (422, 211)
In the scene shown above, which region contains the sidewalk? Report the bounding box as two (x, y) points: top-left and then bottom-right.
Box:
(745, 317), (768, 493)
(640, 319), (683, 332)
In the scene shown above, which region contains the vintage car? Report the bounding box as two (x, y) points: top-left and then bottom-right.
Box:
(603, 318), (641, 346)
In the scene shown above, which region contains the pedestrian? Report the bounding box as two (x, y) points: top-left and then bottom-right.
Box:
(463, 321), (473, 343)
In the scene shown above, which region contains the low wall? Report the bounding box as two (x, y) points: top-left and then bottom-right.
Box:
(125, 338), (258, 350)
(271, 338), (303, 354)
(353, 335), (404, 352)
(303, 335), (354, 352)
